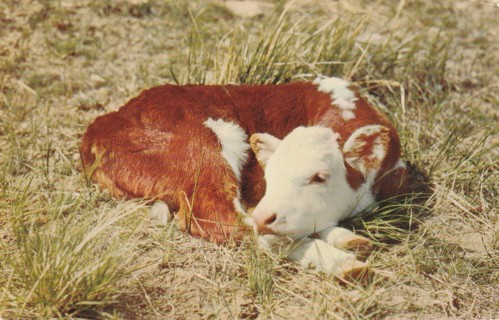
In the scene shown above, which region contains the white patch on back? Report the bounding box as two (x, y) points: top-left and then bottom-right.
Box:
(313, 76), (358, 120)
(204, 118), (250, 182)
(342, 110), (356, 121)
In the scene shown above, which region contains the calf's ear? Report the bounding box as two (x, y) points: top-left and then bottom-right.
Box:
(250, 133), (282, 169)
(342, 125), (390, 178)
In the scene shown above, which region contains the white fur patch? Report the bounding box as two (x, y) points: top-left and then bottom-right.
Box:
(233, 197), (254, 229)
(150, 201), (170, 225)
(393, 159), (406, 169)
(342, 110), (356, 121)
(372, 137), (386, 161)
(313, 76), (358, 120)
(349, 173), (376, 216)
(204, 118), (250, 182)
(287, 238), (357, 274)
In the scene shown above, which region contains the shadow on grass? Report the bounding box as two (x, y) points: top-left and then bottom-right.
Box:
(340, 161), (434, 245)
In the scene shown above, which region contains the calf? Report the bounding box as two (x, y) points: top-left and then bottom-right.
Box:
(81, 77), (409, 278)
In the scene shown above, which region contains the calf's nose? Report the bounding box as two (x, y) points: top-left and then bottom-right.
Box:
(253, 212), (277, 235)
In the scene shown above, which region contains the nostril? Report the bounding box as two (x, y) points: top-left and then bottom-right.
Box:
(264, 213), (277, 225)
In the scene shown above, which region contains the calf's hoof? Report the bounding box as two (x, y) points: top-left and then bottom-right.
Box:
(334, 233), (374, 258)
(150, 201), (170, 225)
(318, 227), (374, 258)
(336, 259), (370, 282)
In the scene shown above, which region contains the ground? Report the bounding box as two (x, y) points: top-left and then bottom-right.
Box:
(0, 0), (498, 319)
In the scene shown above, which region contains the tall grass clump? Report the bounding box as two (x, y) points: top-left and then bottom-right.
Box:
(173, 3), (452, 99)
(2, 181), (147, 318)
(173, 6), (367, 85)
(245, 244), (276, 306)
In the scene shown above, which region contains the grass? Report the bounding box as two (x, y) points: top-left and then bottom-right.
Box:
(0, 0), (498, 318)
(246, 244), (277, 307)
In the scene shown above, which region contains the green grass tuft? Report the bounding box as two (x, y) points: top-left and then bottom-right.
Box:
(245, 244), (276, 306)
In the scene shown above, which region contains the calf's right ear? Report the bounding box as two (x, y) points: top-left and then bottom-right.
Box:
(342, 125), (391, 178)
(250, 133), (282, 169)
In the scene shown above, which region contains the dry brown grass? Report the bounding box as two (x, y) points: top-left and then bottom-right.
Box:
(0, 0), (497, 319)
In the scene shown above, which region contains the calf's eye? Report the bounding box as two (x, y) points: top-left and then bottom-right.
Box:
(309, 172), (329, 184)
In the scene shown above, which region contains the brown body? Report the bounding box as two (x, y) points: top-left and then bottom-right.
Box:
(81, 82), (408, 243)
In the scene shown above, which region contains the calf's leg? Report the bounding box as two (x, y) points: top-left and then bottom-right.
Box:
(287, 238), (369, 280)
(317, 226), (374, 257)
(177, 168), (252, 244)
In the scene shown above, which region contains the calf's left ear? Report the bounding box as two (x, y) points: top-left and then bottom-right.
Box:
(250, 133), (282, 169)
(342, 125), (391, 178)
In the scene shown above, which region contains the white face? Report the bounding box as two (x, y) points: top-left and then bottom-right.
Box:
(251, 127), (362, 242)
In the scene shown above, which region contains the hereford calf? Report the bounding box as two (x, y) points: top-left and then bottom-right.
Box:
(81, 77), (409, 278)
